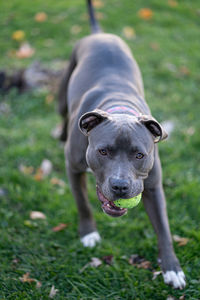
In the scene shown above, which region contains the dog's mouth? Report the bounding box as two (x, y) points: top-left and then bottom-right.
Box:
(96, 186), (127, 217)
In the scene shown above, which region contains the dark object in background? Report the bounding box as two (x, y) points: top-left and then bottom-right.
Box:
(0, 69), (25, 93)
(0, 61), (66, 94)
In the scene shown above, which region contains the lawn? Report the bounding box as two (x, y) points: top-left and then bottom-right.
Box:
(0, 0), (200, 299)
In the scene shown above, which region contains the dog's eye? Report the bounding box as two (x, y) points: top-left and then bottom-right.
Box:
(99, 149), (107, 156)
(136, 152), (144, 159)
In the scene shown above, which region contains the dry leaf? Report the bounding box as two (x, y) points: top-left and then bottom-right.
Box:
(179, 295), (185, 300)
(102, 255), (114, 265)
(96, 12), (104, 20)
(19, 272), (41, 288)
(137, 260), (151, 269)
(40, 159), (53, 176)
(123, 26), (136, 39)
(35, 12), (48, 22)
(179, 66), (190, 76)
(30, 211), (46, 220)
(79, 257), (102, 273)
(19, 164), (34, 175)
(12, 30), (25, 41)
(45, 94), (54, 104)
(168, 0), (178, 7)
(50, 177), (66, 187)
(152, 270), (162, 280)
(51, 124), (62, 139)
(49, 285), (59, 298)
(138, 8), (153, 20)
(93, 0), (104, 8)
(16, 43), (35, 58)
(52, 223), (68, 232)
(149, 42), (160, 51)
(34, 168), (43, 181)
(70, 25), (82, 35)
(173, 235), (189, 246)
(129, 254), (152, 269)
(186, 127), (195, 136)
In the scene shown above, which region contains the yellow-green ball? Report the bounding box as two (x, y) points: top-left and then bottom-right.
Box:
(114, 193), (142, 208)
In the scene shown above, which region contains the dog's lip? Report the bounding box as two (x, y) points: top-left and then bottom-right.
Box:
(96, 186), (127, 217)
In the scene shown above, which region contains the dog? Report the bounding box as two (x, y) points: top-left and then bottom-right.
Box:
(58, 0), (186, 289)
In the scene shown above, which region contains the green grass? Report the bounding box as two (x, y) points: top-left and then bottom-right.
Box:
(0, 0), (200, 298)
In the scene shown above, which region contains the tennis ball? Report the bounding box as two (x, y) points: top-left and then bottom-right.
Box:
(114, 193), (142, 208)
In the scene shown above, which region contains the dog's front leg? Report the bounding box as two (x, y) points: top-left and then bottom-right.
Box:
(142, 184), (186, 289)
(67, 166), (101, 247)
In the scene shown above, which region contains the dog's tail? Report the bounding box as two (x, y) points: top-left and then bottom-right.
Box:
(87, 0), (101, 33)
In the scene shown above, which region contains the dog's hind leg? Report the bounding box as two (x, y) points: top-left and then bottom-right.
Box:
(58, 51), (77, 141)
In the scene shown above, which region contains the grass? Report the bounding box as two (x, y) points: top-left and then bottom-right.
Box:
(0, 0), (200, 298)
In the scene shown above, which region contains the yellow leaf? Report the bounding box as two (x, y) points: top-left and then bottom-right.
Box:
(168, 0), (178, 7)
(123, 26), (136, 39)
(12, 30), (25, 41)
(70, 25), (82, 35)
(138, 8), (153, 20)
(34, 12), (47, 22)
(93, 0), (104, 8)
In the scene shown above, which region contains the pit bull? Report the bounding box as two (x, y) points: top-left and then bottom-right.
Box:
(58, 0), (186, 289)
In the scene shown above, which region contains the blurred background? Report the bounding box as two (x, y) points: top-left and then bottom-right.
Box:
(0, 0), (200, 298)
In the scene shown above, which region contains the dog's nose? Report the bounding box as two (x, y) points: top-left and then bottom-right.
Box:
(109, 178), (130, 196)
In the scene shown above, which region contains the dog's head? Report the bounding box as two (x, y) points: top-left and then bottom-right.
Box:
(79, 109), (167, 217)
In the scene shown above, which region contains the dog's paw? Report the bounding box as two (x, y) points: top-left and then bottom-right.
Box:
(80, 231), (101, 248)
(163, 270), (186, 289)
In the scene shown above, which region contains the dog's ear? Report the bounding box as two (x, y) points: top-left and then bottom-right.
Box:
(79, 109), (109, 136)
(139, 115), (168, 143)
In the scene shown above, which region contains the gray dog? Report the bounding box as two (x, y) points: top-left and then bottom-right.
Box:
(58, 0), (186, 289)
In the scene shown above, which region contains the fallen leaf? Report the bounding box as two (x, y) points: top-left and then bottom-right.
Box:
(149, 42), (160, 51)
(70, 25), (82, 35)
(173, 235), (189, 246)
(168, 0), (178, 7)
(102, 255), (114, 265)
(93, 0), (104, 8)
(96, 12), (104, 20)
(186, 127), (195, 136)
(34, 168), (43, 181)
(51, 124), (62, 139)
(19, 164), (34, 175)
(30, 211), (46, 220)
(12, 258), (19, 265)
(16, 43), (35, 58)
(152, 270), (162, 280)
(137, 260), (151, 269)
(12, 30), (25, 41)
(129, 254), (143, 265)
(19, 272), (41, 288)
(45, 94), (54, 104)
(179, 66), (190, 76)
(138, 8), (153, 20)
(129, 254), (152, 269)
(50, 177), (66, 187)
(52, 223), (68, 232)
(123, 26), (136, 39)
(35, 12), (48, 22)
(79, 257), (102, 273)
(40, 159), (53, 176)
(49, 285), (59, 298)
